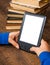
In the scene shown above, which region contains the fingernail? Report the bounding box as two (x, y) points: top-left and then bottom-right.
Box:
(30, 48), (32, 51)
(30, 47), (34, 51)
(16, 46), (19, 49)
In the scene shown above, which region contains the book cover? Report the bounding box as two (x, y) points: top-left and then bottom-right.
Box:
(10, 3), (40, 13)
(10, 3), (48, 14)
(11, 0), (48, 8)
(8, 6), (24, 14)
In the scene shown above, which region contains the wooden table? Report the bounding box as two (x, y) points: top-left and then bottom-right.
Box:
(0, 0), (50, 65)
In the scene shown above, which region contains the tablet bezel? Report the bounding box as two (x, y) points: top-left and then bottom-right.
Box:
(18, 12), (46, 47)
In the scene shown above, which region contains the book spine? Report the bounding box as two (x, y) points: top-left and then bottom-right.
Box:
(7, 20), (22, 23)
(6, 29), (20, 32)
(6, 26), (21, 29)
(6, 23), (21, 26)
(7, 14), (23, 18)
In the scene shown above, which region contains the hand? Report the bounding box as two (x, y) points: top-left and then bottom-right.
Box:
(30, 39), (50, 56)
(8, 31), (19, 49)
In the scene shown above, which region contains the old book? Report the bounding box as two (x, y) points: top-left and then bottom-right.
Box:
(6, 23), (21, 26)
(10, 3), (48, 14)
(44, 0), (49, 2)
(11, 0), (48, 8)
(7, 17), (23, 20)
(8, 6), (24, 14)
(7, 14), (23, 18)
(6, 26), (21, 29)
(7, 20), (22, 23)
(6, 29), (20, 32)
(36, 3), (49, 13)
(10, 3), (40, 13)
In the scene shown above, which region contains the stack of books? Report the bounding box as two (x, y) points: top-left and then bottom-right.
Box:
(6, 0), (49, 31)
(6, 12), (23, 31)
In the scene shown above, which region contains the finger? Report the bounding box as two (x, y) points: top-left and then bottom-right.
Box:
(30, 46), (38, 52)
(41, 39), (46, 44)
(9, 38), (19, 49)
(15, 37), (18, 42)
(30, 39), (43, 52)
(41, 39), (49, 47)
(13, 31), (20, 37)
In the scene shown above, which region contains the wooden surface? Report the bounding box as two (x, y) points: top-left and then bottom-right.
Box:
(0, 0), (50, 65)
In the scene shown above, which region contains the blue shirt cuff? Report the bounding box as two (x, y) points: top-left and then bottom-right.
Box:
(0, 32), (9, 44)
(39, 51), (50, 63)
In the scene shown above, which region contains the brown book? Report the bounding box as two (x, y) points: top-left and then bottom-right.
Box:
(6, 23), (21, 26)
(7, 14), (23, 18)
(36, 3), (49, 13)
(6, 26), (21, 30)
(10, 3), (40, 13)
(6, 29), (20, 32)
(8, 6), (24, 14)
(11, 0), (48, 8)
(7, 20), (22, 23)
(10, 3), (48, 14)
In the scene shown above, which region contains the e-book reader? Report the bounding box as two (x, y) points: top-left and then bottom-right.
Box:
(18, 12), (46, 53)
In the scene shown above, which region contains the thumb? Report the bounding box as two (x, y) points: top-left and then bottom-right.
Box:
(9, 38), (19, 49)
(30, 46), (38, 52)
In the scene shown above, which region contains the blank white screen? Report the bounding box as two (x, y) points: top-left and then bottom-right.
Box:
(20, 14), (44, 46)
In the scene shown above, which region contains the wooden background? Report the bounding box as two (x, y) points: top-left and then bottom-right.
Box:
(0, 0), (50, 65)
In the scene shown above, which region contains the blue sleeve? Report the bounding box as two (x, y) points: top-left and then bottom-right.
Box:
(0, 32), (9, 44)
(39, 51), (50, 65)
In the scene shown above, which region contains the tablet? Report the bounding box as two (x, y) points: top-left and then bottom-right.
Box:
(18, 12), (46, 52)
